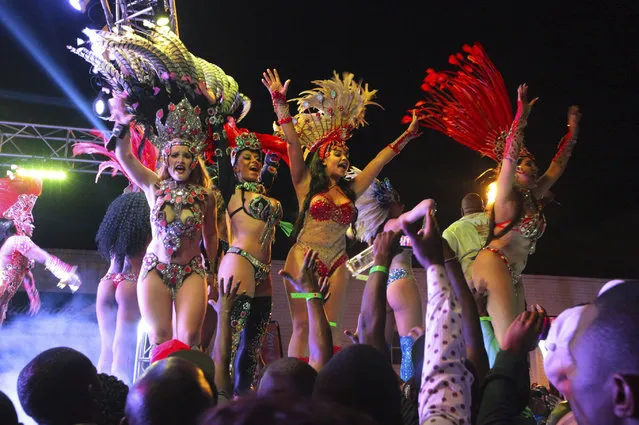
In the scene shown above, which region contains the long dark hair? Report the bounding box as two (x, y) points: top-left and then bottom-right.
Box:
(0, 218), (17, 246)
(292, 151), (357, 240)
(96, 192), (151, 264)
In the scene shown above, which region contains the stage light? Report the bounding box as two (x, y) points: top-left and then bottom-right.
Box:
(156, 15), (170, 26)
(12, 166), (68, 181)
(486, 181), (497, 205)
(93, 89), (110, 119)
(151, 0), (170, 26)
(69, 0), (89, 13)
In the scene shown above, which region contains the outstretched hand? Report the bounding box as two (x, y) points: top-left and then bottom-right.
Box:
(211, 276), (241, 315)
(406, 110), (422, 138)
(344, 313), (363, 344)
(280, 250), (329, 300)
(400, 199), (443, 268)
(516, 84), (538, 120)
(262, 69), (290, 98)
(372, 230), (401, 267)
(567, 105), (581, 139)
(502, 304), (548, 354)
(108, 93), (134, 126)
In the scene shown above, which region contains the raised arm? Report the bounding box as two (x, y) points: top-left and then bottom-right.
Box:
(494, 85), (537, 209)
(202, 190), (219, 273)
(109, 94), (160, 195)
(534, 106), (580, 198)
(358, 231), (400, 358)
(211, 276), (240, 400)
(442, 239), (489, 383)
(384, 198), (434, 233)
(262, 69), (310, 193)
(350, 112), (421, 198)
(8, 236), (81, 291)
(279, 250), (333, 371)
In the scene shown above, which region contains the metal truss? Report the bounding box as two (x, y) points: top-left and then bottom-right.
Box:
(0, 121), (109, 174)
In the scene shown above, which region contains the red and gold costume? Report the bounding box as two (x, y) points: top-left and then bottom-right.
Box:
(0, 173), (80, 325)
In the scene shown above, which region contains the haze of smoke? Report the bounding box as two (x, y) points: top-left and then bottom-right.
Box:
(0, 296), (100, 425)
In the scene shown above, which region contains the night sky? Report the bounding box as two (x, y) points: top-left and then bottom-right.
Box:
(0, 0), (636, 278)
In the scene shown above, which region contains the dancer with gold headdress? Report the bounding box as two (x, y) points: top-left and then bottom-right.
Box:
(411, 43), (580, 350)
(0, 170), (81, 325)
(262, 69), (421, 359)
(69, 23), (251, 349)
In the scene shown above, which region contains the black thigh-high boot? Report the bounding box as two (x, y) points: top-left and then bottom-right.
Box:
(232, 296), (272, 395)
(229, 294), (252, 380)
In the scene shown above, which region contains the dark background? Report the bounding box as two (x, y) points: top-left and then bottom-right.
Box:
(0, 0), (637, 278)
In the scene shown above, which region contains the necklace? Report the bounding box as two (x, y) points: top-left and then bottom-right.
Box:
(236, 181), (266, 195)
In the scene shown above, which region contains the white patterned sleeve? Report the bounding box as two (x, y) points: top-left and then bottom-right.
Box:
(419, 264), (474, 425)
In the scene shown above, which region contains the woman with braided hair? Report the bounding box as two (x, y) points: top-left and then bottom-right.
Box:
(95, 191), (151, 384)
(262, 69), (421, 359)
(411, 43), (580, 351)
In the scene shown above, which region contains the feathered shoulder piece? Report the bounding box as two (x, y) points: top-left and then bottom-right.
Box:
(410, 43), (531, 162)
(68, 22), (250, 163)
(0, 170), (42, 235)
(73, 124), (158, 191)
(348, 167), (401, 245)
(287, 72), (381, 160)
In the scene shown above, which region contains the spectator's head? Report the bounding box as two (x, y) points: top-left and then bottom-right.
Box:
(96, 373), (128, 425)
(313, 344), (402, 425)
(17, 347), (100, 425)
(151, 340), (218, 403)
(198, 394), (377, 425)
(461, 193), (484, 216)
(257, 357), (317, 398)
(566, 280), (639, 425)
(125, 357), (215, 425)
(0, 391), (20, 425)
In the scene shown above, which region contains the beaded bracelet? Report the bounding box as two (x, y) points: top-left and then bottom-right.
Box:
(278, 116), (293, 125)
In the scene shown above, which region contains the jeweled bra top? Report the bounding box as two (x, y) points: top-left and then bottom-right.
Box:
(0, 238), (34, 296)
(297, 190), (357, 252)
(229, 182), (283, 248)
(152, 180), (208, 255)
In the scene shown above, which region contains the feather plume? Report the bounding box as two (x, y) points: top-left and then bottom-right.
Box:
(411, 42), (514, 161)
(287, 72), (381, 153)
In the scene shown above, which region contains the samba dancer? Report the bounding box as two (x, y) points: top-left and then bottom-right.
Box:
(262, 69), (421, 358)
(0, 172), (81, 325)
(411, 43), (580, 347)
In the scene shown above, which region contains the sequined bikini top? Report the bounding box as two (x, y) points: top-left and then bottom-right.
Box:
(152, 180), (208, 255)
(1, 238), (34, 296)
(229, 182), (283, 248)
(308, 191), (356, 226)
(493, 188), (546, 254)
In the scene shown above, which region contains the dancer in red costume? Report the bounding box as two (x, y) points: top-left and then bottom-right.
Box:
(0, 171), (81, 325)
(262, 69), (421, 359)
(410, 43), (580, 350)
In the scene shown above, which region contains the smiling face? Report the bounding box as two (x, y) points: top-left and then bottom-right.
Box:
(167, 144), (194, 182)
(233, 149), (262, 182)
(516, 156), (539, 188)
(322, 145), (350, 181)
